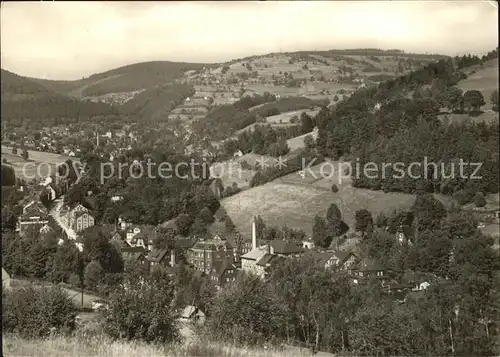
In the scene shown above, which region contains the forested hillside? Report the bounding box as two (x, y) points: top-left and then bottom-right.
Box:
(1, 66), (199, 126)
(1, 69), (118, 126)
(32, 61), (212, 97)
(317, 54), (499, 204)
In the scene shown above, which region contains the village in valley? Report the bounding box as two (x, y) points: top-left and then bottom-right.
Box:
(1, 2), (500, 357)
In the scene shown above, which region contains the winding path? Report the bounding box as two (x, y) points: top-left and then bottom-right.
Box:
(50, 197), (83, 251)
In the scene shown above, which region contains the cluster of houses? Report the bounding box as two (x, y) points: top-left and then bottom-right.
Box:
(6, 121), (141, 160)
(107, 214), (434, 298)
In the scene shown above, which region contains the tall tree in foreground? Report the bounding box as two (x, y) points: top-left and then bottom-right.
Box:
(207, 273), (287, 346)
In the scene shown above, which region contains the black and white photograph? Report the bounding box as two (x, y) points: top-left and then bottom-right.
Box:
(1, 1), (499, 356)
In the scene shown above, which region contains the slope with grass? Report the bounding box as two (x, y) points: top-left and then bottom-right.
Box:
(286, 129), (318, 152)
(213, 161), (452, 239)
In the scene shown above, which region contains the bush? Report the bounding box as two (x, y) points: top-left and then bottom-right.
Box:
(2, 285), (76, 338)
(206, 273), (287, 346)
(331, 184), (339, 193)
(103, 268), (179, 343)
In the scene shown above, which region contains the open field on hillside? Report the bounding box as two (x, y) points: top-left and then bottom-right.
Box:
(215, 162), (453, 239)
(456, 59), (498, 107)
(2, 146), (79, 181)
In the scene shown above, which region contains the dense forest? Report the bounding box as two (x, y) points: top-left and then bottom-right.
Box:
(1, 70), (118, 126)
(33, 61), (212, 97)
(191, 104), (257, 141)
(454, 47), (498, 69)
(119, 83), (195, 122)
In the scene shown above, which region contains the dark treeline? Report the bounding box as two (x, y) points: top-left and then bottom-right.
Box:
(1, 92), (119, 126)
(192, 105), (257, 141)
(454, 47), (498, 69)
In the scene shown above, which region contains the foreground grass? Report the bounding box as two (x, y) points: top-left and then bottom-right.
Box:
(2, 334), (329, 357)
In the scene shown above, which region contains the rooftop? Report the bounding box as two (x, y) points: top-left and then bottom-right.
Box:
(241, 247), (268, 261)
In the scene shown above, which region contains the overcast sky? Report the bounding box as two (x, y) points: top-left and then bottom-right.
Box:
(1, 1), (498, 80)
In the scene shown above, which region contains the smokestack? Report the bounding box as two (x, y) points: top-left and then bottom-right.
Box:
(170, 250), (175, 267)
(252, 217), (257, 250)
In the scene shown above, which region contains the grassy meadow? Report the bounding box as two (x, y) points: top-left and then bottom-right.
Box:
(1, 146), (78, 182)
(213, 161), (453, 239)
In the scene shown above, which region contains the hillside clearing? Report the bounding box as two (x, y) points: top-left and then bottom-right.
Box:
(266, 108), (320, 124)
(1, 146), (79, 181)
(286, 129), (318, 151)
(214, 162), (452, 239)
